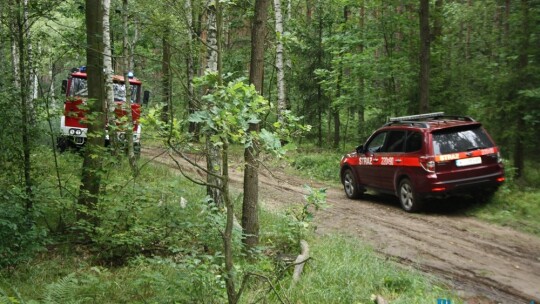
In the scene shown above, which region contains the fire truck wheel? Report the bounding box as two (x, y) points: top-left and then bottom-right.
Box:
(134, 143), (141, 159)
(342, 169), (362, 199)
(398, 178), (423, 212)
(57, 137), (69, 152)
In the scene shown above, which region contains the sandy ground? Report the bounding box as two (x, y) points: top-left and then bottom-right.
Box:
(144, 147), (540, 304)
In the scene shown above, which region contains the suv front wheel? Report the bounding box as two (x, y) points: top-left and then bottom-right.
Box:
(342, 169), (362, 199)
(398, 178), (423, 212)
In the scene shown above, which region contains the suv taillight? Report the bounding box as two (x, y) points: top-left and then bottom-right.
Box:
(419, 156), (436, 173)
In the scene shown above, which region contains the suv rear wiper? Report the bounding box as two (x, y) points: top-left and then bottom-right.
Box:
(467, 146), (486, 151)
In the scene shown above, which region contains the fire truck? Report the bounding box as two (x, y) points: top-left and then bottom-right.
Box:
(58, 66), (149, 153)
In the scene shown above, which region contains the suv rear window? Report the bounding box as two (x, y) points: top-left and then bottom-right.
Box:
(432, 126), (494, 155)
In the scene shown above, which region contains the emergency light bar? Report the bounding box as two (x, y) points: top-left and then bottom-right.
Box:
(389, 112), (445, 122)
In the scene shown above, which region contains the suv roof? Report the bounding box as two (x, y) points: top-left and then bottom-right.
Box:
(383, 112), (481, 131)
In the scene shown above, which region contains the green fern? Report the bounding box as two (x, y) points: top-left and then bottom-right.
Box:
(43, 273), (82, 304)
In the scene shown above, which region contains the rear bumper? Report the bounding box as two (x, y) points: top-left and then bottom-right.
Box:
(417, 171), (505, 196)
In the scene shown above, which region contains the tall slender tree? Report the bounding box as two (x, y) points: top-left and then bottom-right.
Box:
(78, 0), (106, 228)
(205, 0), (224, 207)
(122, 0), (138, 175)
(274, 0), (286, 122)
(419, 0), (430, 113)
(8, 0), (33, 210)
(513, 0), (531, 178)
(242, 0), (269, 253)
(103, 0), (116, 152)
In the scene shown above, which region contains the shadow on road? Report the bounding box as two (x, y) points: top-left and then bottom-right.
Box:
(360, 191), (485, 216)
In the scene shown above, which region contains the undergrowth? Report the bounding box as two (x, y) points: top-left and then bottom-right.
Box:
(0, 144), (460, 303)
(288, 148), (342, 183)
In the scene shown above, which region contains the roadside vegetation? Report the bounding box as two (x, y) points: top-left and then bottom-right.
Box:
(468, 161), (540, 236)
(0, 146), (459, 303)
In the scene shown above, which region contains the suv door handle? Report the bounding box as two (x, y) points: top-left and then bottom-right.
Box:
(395, 159), (402, 163)
(372, 158), (379, 162)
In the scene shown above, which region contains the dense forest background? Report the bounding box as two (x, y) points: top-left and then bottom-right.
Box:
(1, 0), (539, 168)
(0, 0), (539, 302)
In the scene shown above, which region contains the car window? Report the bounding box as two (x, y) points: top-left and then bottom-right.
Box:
(385, 131), (406, 152)
(432, 127), (494, 155)
(366, 132), (387, 153)
(405, 131), (423, 152)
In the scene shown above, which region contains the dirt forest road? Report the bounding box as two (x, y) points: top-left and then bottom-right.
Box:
(144, 147), (540, 304)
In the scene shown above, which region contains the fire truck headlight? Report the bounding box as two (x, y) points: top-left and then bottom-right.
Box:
(75, 129), (82, 135)
(69, 129), (75, 135)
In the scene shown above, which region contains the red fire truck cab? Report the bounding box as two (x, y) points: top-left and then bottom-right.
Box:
(58, 66), (149, 153)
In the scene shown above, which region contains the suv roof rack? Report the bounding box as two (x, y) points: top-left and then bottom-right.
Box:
(389, 112), (445, 122)
(385, 112), (475, 128)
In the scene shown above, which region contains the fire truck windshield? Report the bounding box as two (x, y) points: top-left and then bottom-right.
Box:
(69, 77), (140, 103)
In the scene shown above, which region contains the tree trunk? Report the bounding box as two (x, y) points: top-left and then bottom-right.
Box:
(431, 0), (443, 43)
(222, 141), (238, 304)
(12, 0), (33, 210)
(78, 0), (106, 227)
(357, 2), (365, 142)
(103, 0), (116, 152)
(122, 0), (138, 176)
(23, 0), (37, 125)
(206, 0), (224, 207)
(513, 0), (530, 179)
(161, 27), (172, 125)
(316, 11), (323, 147)
(243, 0), (269, 252)
(186, 0), (198, 136)
(274, 0), (286, 123)
(419, 0), (430, 113)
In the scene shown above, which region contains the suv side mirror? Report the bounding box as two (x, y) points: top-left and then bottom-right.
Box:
(143, 90), (150, 106)
(356, 145), (364, 154)
(61, 80), (67, 94)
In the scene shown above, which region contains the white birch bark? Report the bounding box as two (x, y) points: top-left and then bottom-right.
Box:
(205, 0), (223, 206)
(206, 4), (218, 73)
(23, 0), (37, 123)
(102, 0), (115, 136)
(122, 0), (138, 174)
(274, 0), (287, 122)
(11, 33), (20, 89)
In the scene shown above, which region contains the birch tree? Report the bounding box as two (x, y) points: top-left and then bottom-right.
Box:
(122, 0), (138, 175)
(274, 0), (286, 122)
(103, 0), (116, 151)
(204, 0), (224, 207)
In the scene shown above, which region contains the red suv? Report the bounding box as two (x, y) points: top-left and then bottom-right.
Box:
(340, 112), (505, 212)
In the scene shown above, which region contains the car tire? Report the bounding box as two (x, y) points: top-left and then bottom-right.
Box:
(57, 136), (69, 152)
(398, 178), (423, 212)
(342, 169), (362, 199)
(473, 188), (496, 204)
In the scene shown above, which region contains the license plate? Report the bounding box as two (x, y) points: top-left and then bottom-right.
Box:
(456, 157), (482, 167)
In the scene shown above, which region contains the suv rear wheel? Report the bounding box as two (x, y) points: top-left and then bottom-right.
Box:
(398, 178), (423, 212)
(342, 169), (362, 199)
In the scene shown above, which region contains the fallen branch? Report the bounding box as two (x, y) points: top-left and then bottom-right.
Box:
(292, 240), (309, 284)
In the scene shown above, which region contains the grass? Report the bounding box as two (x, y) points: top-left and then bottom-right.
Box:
(287, 147), (342, 184)
(467, 164), (540, 236)
(470, 190), (540, 235)
(243, 234), (460, 304)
